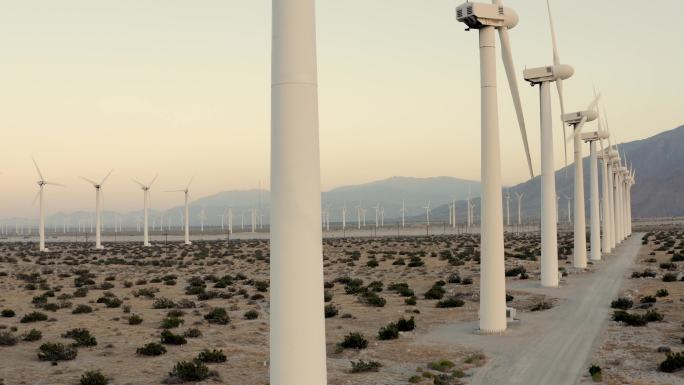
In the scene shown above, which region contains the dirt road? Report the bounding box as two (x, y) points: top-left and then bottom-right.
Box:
(422, 233), (643, 385)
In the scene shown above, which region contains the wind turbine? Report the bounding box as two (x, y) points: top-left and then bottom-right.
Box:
(132, 175), (157, 247)
(270, 1), (327, 383)
(81, 170), (113, 250)
(32, 158), (64, 252)
(166, 177), (193, 245)
(423, 201), (431, 227)
(372, 203), (380, 228)
(505, 190), (511, 226)
(451, 197), (457, 228)
(523, 0), (573, 288)
(582, 128), (609, 261)
(341, 202), (347, 230)
(564, 94), (600, 268)
(400, 200), (406, 228)
(515, 192), (524, 225)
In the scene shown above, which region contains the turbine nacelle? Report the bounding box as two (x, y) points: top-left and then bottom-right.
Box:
(523, 64), (574, 85)
(455, 3), (518, 30)
(563, 109), (598, 125)
(580, 130), (609, 142)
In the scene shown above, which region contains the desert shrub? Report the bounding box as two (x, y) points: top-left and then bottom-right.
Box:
(397, 317), (415, 332)
(424, 284), (446, 300)
(160, 330), (187, 345)
(169, 360), (211, 382)
(378, 323), (399, 340)
(0, 331), (18, 346)
(610, 297), (633, 310)
(324, 304), (338, 318)
(254, 281), (269, 292)
(530, 301), (553, 312)
(204, 308), (230, 325)
(136, 342), (167, 356)
(588, 364), (602, 381)
(133, 287), (159, 299)
(37, 342), (78, 361)
(128, 314), (143, 325)
(359, 291), (386, 307)
(72, 304), (93, 314)
(344, 279), (365, 295)
(407, 256), (424, 267)
(428, 359), (455, 372)
(96, 295), (122, 308)
(660, 352), (684, 372)
(447, 274), (461, 284)
(436, 297), (465, 308)
(176, 299), (196, 309)
(612, 310), (647, 326)
(366, 259), (379, 268)
(244, 309), (259, 320)
(660, 262), (677, 270)
(73, 287), (89, 298)
(643, 309), (664, 322)
(1, 309), (15, 317)
(405, 296), (417, 306)
(339, 332), (368, 350)
(641, 295), (657, 304)
(656, 288), (669, 297)
(632, 270), (657, 278)
(63, 328), (97, 347)
(20, 311), (48, 323)
(22, 329), (42, 342)
(350, 360), (382, 373)
(183, 328), (202, 338)
(196, 349), (227, 363)
(461, 277), (474, 285)
(160, 316), (184, 329)
(505, 266), (526, 277)
(153, 297), (176, 309)
(79, 370), (108, 385)
(324, 290), (333, 302)
(663, 273), (678, 282)
(388, 282), (414, 297)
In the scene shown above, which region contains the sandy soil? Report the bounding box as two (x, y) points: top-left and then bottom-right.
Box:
(0, 233), (555, 385)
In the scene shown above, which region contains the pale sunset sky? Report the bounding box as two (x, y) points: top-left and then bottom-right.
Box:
(0, 0), (682, 217)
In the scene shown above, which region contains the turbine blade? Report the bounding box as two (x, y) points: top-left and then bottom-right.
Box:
(547, 0), (560, 67)
(499, 27), (534, 179)
(32, 157), (44, 181)
(44, 182), (65, 187)
(132, 179), (145, 188)
(80, 177), (98, 186)
(100, 170), (113, 185)
(186, 176), (195, 190)
(557, 79), (568, 167)
(572, 116), (588, 140)
(32, 191), (40, 206)
(148, 174), (158, 188)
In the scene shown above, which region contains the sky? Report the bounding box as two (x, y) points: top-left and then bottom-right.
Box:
(0, 0), (682, 217)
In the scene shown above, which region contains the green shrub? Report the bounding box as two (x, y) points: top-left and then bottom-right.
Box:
(397, 317), (415, 332)
(169, 360), (211, 382)
(160, 330), (187, 345)
(79, 370), (108, 385)
(663, 273), (678, 282)
(643, 309), (664, 322)
(0, 331), (18, 346)
(366, 259), (379, 268)
(1, 309), (15, 317)
(505, 266), (526, 277)
(152, 297), (176, 309)
(530, 301), (553, 312)
(183, 328), (202, 338)
(359, 291), (386, 307)
(136, 342), (167, 356)
(160, 317), (184, 329)
(428, 359), (455, 372)
(62, 328), (97, 347)
(196, 349), (227, 363)
(656, 289), (669, 297)
(436, 297), (465, 308)
(254, 280), (269, 292)
(204, 308), (230, 325)
(424, 285), (446, 300)
(244, 309), (259, 320)
(350, 360), (382, 373)
(378, 323), (399, 340)
(128, 314), (143, 325)
(20, 311), (48, 323)
(22, 329), (42, 342)
(660, 352), (684, 373)
(612, 310), (647, 326)
(610, 297), (633, 310)
(324, 304), (338, 318)
(37, 342), (78, 361)
(339, 332), (368, 350)
(72, 304), (93, 314)
(405, 296), (417, 306)
(640, 295), (657, 304)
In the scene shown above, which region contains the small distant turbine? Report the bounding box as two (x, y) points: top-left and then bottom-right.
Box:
(32, 158), (64, 252)
(132, 174), (157, 247)
(81, 170), (113, 250)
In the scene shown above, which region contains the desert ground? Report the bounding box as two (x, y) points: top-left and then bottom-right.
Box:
(0, 226), (682, 385)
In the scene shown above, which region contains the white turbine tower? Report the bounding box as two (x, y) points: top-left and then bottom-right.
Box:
(505, 190), (511, 226)
(132, 175), (157, 247)
(515, 192), (524, 225)
(32, 158), (64, 252)
(372, 203), (380, 228)
(400, 200), (406, 228)
(523, 0), (573, 288)
(582, 129), (609, 261)
(423, 201), (431, 227)
(564, 94), (600, 268)
(341, 202), (347, 230)
(270, 0), (326, 383)
(81, 170), (113, 250)
(456, 0), (535, 333)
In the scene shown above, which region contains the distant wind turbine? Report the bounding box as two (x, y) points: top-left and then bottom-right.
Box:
(132, 174), (157, 247)
(81, 170), (113, 250)
(32, 158), (64, 252)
